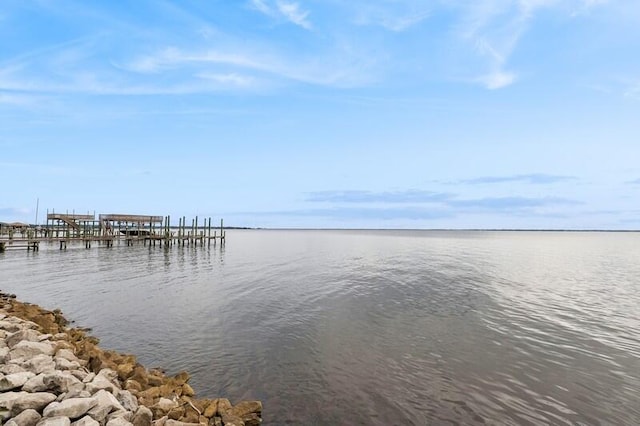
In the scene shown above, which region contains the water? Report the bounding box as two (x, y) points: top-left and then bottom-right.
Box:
(1, 230), (639, 425)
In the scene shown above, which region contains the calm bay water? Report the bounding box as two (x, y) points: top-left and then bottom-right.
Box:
(1, 230), (639, 425)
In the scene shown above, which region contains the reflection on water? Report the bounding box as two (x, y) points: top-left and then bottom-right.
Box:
(1, 230), (640, 425)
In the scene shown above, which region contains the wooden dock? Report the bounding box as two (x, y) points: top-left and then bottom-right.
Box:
(0, 212), (226, 252)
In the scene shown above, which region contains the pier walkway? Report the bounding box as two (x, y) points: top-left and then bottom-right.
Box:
(0, 212), (226, 252)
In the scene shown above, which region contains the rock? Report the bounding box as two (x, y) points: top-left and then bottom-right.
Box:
(0, 371), (36, 391)
(164, 421), (200, 426)
(43, 398), (97, 419)
(36, 417), (71, 426)
(105, 418), (132, 426)
(203, 400), (217, 418)
(116, 390), (138, 413)
(9, 392), (58, 415)
(9, 341), (55, 359)
(23, 374), (47, 392)
(0, 321), (23, 333)
(215, 400), (231, 417)
(0, 346), (10, 363)
(166, 407), (184, 421)
(179, 405), (199, 424)
(116, 363), (135, 381)
(131, 406), (152, 426)
(220, 416), (244, 426)
(227, 401), (262, 419)
(55, 358), (81, 371)
(240, 413), (261, 426)
(150, 398), (178, 419)
(86, 390), (125, 423)
(180, 385), (194, 398)
(39, 372), (83, 394)
(70, 371), (89, 382)
(6, 329), (42, 348)
(152, 416), (168, 426)
(53, 334), (68, 341)
(106, 411), (132, 423)
(82, 374), (96, 384)
(6, 408), (41, 426)
(38, 334), (53, 342)
(86, 375), (117, 394)
(123, 380), (142, 393)
(22, 354), (56, 375)
(0, 364), (26, 375)
(55, 350), (78, 362)
(210, 417), (222, 426)
(70, 416), (99, 426)
(62, 390), (91, 401)
(97, 369), (118, 383)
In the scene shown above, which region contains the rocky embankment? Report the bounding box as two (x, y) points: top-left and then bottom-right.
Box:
(0, 292), (262, 426)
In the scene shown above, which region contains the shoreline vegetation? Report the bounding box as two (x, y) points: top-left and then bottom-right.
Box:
(0, 291), (262, 426)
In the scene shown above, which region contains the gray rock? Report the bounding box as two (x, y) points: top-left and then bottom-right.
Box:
(115, 390), (138, 413)
(21, 354), (56, 375)
(6, 329), (42, 348)
(55, 350), (78, 363)
(38, 334), (53, 342)
(152, 416), (168, 426)
(164, 421), (201, 426)
(9, 392), (58, 415)
(0, 371), (36, 391)
(62, 390), (92, 401)
(0, 346), (10, 363)
(87, 390), (124, 423)
(85, 375), (117, 394)
(131, 406), (152, 426)
(155, 399), (177, 412)
(71, 416), (99, 426)
(44, 371), (84, 393)
(55, 358), (81, 371)
(43, 398), (98, 420)
(36, 416), (71, 426)
(0, 321), (22, 333)
(23, 374), (47, 392)
(106, 411), (132, 423)
(106, 417), (133, 426)
(9, 409), (42, 426)
(70, 371), (89, 382)
(9, 341), (55, 360)
(82, 374), (95, 384)
(97, 369), (118, 382)
(0, 364), (26, 375)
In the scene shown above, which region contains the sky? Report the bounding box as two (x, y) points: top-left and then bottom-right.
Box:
(1, 0), (639, 229)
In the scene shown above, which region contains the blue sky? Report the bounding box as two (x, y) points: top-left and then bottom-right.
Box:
(1, 0), (639, 229)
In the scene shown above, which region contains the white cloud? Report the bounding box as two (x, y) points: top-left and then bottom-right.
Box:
(250, 0), (272, 16)
(195, 72), (256, 88)
(624, 81), (640, 99)
(276, 1), (311, 29)
(479, 70), (517, 89)
(249, 0), (312, 29)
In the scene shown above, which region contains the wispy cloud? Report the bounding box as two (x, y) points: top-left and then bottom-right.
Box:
(125, 46), (375, 88)
(452, 173), (577, 185)
(277, 1), (312, 29)
(249, 0), (312, 30)
(241, 207), (453, 220)
(448, 196), (581, 211)
(626, 178), (640, 185)
(306, 190), (453, 203)
(349, 2), (430, 32)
